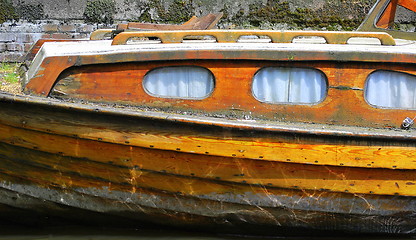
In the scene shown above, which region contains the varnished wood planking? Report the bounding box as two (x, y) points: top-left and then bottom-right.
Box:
(25, 56), (76, 96)
(1, 121), (416, 196)
(1, 139), (416, 216)
(1, 121), (416, 233)
(2, 137), (416, 236)
(52, 60), (416, 128)
(0, 101), (415, 171)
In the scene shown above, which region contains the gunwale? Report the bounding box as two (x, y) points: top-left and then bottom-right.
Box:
(2, 91), (416, 141)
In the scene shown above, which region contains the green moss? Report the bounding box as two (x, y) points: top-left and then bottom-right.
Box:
(0, 0), (17, 24)
(3, 72), (19, 84)
(125, 0), (370, 30)
(166, 0), (193, 23)
(0, 62), (16, 72)
(84, 0), (116, 24)
(0, 63), (20, 94)
(1, 63), (20, 84)
(0, 0), (45, 23)
(224, 0), (375, 31)
(137, 11), (152, 23)
(230, 8), (249, 26)
(125, 0), (374, 31)
(16, 3), (44, 21)
(127, 0), (162, 23)
(247, 1), (294, 26)
(126, 0), (155, 23)
(144, 1), (167, 22)
(129, 0), (194, 24)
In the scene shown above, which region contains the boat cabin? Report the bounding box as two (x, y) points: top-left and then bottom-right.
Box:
(21, 28), (416, 130)
(18, 0), (415, 131)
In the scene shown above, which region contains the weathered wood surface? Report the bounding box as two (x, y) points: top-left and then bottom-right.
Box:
(7, 24), (416, 234)
(0, 95), (415, 234)
(1, 97), (416, 196)
(118, 13), (223, 31)
(48, 60), (416, 129)
(110, 30), (396, 45)
(375, 0), (416, 29)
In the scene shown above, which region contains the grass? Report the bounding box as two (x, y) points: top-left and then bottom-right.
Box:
(0, 62), (17, 71)
(3, 72), (19, 83)
(0, 62), (21, 94)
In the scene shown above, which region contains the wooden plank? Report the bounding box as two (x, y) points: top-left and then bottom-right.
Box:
(25, 56), (76, 96)
(111, 30), (395, 45)
(1, 103), (416, 197)
(377, 0), (399, 28)
(125, 13), (223, 31)
(1, 128), (416, 199)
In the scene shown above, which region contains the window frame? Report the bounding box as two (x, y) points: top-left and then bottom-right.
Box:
(251, 66), (328, 105)
(364, 70), (416, 110)
(142, 65), (215, 100)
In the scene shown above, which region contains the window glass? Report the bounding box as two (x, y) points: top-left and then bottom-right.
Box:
(143, 66), (214, 99)
(252, 67), (327, 104)
(365, 70), (416, 109)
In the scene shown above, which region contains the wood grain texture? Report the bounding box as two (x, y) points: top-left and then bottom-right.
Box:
(51, 60), (416, 129)
(0, 93), (415, 234)
(0, 131), (416, 234)
(9, 36), (416, 233)
(1, 134), (416, 214)
(0, 98), (415, 196)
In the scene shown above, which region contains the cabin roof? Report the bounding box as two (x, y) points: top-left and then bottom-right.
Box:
(36, 38), (416, 57)
(24, 31), (416, 94)
(26, 34), (416, 85)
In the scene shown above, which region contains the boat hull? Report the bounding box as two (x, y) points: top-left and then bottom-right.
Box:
(0, 93), (415, 235)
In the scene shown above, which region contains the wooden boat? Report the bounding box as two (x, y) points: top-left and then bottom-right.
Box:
(1, 0), (416, 235)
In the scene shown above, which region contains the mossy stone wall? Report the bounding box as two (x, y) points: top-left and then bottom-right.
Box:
(1, 0), (414, 62)
(2, 0), (384, 30)
(3, 0), (415, 30)
(118, 0), (380, 30)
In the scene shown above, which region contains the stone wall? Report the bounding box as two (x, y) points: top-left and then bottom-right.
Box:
(0, 20), (107, 62)
(8, 0), (377, 22)
(0, 0), (414, 62)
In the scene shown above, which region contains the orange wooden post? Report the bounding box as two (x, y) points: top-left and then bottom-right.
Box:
(376, 0), (399, 28)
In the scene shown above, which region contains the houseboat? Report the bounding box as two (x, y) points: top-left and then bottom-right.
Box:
(0, 0), (415, 235)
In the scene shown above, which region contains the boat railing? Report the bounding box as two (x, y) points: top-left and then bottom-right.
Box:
(90, 13), (223, 40)
(109, 30), (397, 46)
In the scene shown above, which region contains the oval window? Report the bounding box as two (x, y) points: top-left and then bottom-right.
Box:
(252, 67), (327, 104)
(143, 66), (214, 99)
(365, 70), (416, 109)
